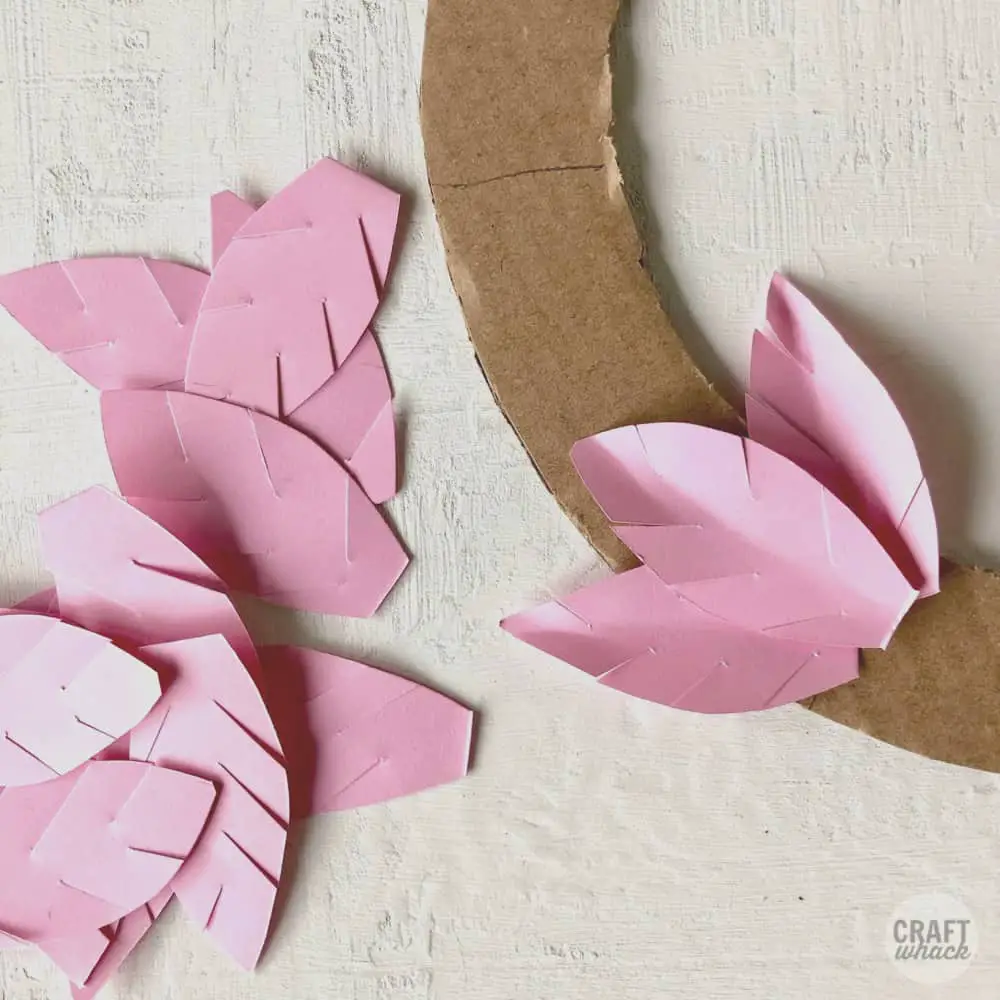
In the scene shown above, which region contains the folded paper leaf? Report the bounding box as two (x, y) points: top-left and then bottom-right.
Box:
(259, 646), (473, 818)
(0, 761), (215, 950)
(572, 424), (917, 648)
(502, 566), (859, 712)
(747, 273), (939, 596)
(186, 158), (400, 417)
(39, 486), (259, 679)
(0, 615), (160, 787)
(130, 636), (288, 970)
(101, 390), (408, 616)
(0, 257), (208, 390)
(68, 890), (171, 999)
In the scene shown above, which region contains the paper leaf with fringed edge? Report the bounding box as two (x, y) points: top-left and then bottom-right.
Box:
(259, 646), (473, 818)
(572, 424), (917, 649)
(34, 489), (274, 988)
(747, 273), (939, 596)
(0, 257), (207, 390)
(503, 566), (859, 713)
(0, 760), (215, 983)
(205, 186), (398, 503)
(67, 889), (171, 1000)
(186, 158), (400, 419)
(101, 390), (408, 617)
(0, 615), (160, 787)
(39, 486), (259, 680)
(129, 635), (289, 971)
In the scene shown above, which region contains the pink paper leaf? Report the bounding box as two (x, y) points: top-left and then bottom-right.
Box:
(101, 390), (408, 617)
(186, 158), (400, 418)
(130, 635), (289, 971)
(211, 191), (256, 269)
(0, 257), (208, 390)
(502, 566), (860, 713)
(747, 273), (939, 596)
(259, 646), (473, 818)
(572, 424), (917, 649)
(35, 927), (114, 989)
(207, 189), (397, 502)
(0, 761), (215, 958)
(68, 890), (171, 999)
(39, 486), (259, 679)
(284, 330), (397, 503)
(0, 615), (160, 787)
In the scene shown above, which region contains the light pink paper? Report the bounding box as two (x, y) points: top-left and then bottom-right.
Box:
(502, 566), (859, 713)
(572, 424), (917, 649)
(13, 588), (59, 615)
(69, 891), (171, 999)
(101, 390), (408, 617)
(259, 646), (473, 818)
(186, 158), (400, 417)
(40, 486), (258, 678)
(130, 635), (288, 970)
(747, 273), (939, 596)
(0, 257), (208, 390)
(284, 330), (397, 503)
(0, 615), (160, 787)
(211, 192), (256, 268)
(207, 188), (397, 501)
(35, 928), (113, 988)
(0, 761), (214, 953)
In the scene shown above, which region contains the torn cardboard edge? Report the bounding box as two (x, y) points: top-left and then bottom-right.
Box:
(420, 0), (1000, 774)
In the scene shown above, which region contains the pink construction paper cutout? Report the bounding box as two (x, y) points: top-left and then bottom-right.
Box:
(502, 566), (859, 713)
(0, 761), (215, 952)
(13, 588), (59, 615)
(211, 192), (256, 269)
(39, 487), (258, 679)
(285, 329), (397, 503)
(259, 646), (473, 818)
(0, 615), (160, 787)
(101, 390), (408, 617)
(572, 424), (916, 649)
(205, 185), (398, 503)
(69, 891), (171, 999)
(748, 273), (939, 596)
(130, 635), (288, 970)
(0, 257), (208, 390)
(35, 928), (113, 988)
(186, 158), (401, 418)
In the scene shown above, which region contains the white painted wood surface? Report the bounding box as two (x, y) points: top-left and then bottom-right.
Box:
(0, 1), (997, 997)
(619, 0), (1000, 567)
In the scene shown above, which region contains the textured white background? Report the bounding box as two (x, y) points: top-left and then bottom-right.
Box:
(0, 1), (999, 998)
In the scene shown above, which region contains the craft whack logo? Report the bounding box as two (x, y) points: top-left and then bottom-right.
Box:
(886, 893), (977, 984)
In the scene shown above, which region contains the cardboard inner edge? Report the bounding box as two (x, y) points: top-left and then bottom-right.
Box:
(420, 0), (1000, 774)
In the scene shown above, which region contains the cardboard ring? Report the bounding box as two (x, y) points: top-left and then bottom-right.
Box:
(421, 0), (1000, 772)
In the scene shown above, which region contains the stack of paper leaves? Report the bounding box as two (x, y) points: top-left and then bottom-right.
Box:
(0, 489), (473, 997)
(0, 159), (474, 996)
(504, 275), (939, 714)
(0, 157), (405, 617)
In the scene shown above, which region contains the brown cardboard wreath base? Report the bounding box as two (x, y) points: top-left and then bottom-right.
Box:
(421, 0), (1000, 772)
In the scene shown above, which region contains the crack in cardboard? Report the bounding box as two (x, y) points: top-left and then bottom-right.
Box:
(435, 163), (603, 191)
